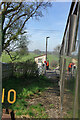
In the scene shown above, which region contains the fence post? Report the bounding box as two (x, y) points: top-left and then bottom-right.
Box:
(60, 57), (66, 118)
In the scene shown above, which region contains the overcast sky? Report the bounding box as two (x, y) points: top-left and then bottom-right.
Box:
(26, 2), (71, 51)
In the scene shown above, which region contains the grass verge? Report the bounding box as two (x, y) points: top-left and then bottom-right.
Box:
(2, 75), (54, 118)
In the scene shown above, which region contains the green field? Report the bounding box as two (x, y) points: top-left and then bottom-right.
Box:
(1, 51), (75, 70)
(1, 52), (38, 63)
(1, 51), (59, 68)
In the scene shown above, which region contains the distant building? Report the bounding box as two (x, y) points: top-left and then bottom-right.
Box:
(34, 54), (46, 65)
(34, 54), (46, 75)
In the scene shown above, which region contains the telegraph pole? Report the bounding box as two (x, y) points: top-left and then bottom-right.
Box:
(46, 37), (50, 61)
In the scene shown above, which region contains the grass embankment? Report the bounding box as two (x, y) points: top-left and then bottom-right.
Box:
(1, 52), (38, 63)
(3, 75), (54, 118)
(1, 51), (59, 62)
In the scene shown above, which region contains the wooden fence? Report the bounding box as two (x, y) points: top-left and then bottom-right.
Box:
(2, 63), (13, 79)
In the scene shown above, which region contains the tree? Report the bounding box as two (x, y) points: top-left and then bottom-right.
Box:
(18, 35), (29, 55)
(34, 49), (41, 55)
(1, 2), (52, 60)
(53, 45), (61, 54)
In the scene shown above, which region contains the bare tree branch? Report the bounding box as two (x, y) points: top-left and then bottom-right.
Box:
(1, 2), (52, 54)
(5, 49), (17, 61)
(3, 3), (22, 15)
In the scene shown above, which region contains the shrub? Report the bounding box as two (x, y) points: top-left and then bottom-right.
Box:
(13, 59), (38, 77)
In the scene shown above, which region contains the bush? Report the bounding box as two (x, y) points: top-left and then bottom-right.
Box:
(13, 59), (38, 77)
(50, 60), (58, 68)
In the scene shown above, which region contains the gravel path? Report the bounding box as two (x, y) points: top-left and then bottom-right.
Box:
(27, 70), (73, 118)
(27, 70), (61, 118)
(28, 86), (61, 118)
